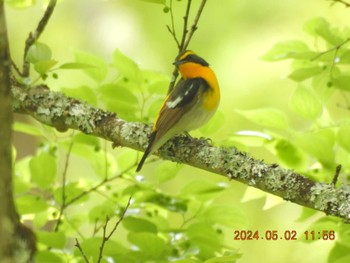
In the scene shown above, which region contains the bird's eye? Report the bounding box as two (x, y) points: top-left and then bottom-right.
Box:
(185, 54), (194, 61)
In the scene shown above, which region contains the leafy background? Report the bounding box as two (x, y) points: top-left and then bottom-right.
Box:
(6, 0), (350, 262)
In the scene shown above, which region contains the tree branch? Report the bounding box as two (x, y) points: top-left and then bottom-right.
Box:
(11, 84), (350, 222)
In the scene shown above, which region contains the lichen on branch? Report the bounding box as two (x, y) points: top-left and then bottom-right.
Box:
(11, 84), (350, 222)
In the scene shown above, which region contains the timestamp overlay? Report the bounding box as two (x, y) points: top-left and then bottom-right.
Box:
(233, 230), (336, 241)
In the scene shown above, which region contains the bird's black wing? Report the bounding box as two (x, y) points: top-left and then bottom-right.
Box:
(166, 77), (209, 108)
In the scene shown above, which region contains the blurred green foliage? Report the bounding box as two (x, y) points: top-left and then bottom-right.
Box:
(6, 0), (350, 262)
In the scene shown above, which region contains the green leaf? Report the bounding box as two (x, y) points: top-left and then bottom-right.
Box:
(59, 62), (96, 69)
(102, 239), (128, 257)
(227, 130), (272, 148)
(37, 231), (66, 249)
(99, 83), (138, 105)
(328, 243), (350, 263)
(16, 195), (48, 214)
(236, 108), (289, 129)
(156, 162), (182, 184)
(99, 82), (139, 120)
(147, 96), (164, 120)
(296, 207), (318, 222)
(338, 223), (350, 246)
(337, 124), (350, 152)
(199, 110), (225, 136)
(289, 66), (323, 82)
(186, 222), (223, 259)
(74, 238), (100, 261)
(26, 42), (52, 63)
(36, 250), (64, 263)
(122, 216), (157, 233)
(143, 69), (169, 91)
(181, 179), (228, 197)
(14, 175), (31, 195)
(67, 143), (116, 178)
(304, 17), (342, 45)
(13, 121), (44, 137)
(88, 202), (116, 222)
(339, 50), (350, 64)
(117, 149), (138, 171)
(173, 260), (197, 263)
(290, 86), (323, 120)
(54, 182), (89, 205)
(147, 80), (169, 94)
(112, 49), (142, 84)
(128, 232), (165, 259)
(262, 40), (313, 61)
(146, 193), (188, 213)
(205, 255), (241, 263)
(29, 152), (57, 188)
(73, 133), (100, 148)
(75, 50), (107, 82)
(312, 74), (335, 102)
(296, 129), (335, 167)
(61, 86), (97, 106)
(275, 139), (306, 169)
(140, 0), (166, 4)
(34, 59), (58, 75)
(200, 205), (247, 229)
(333, 75), (350, 91)
(6, 0), (35, 8)
(76, 237), (127, 261)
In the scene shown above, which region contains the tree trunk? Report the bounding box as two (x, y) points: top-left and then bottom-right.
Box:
(0, 1), (36, 262)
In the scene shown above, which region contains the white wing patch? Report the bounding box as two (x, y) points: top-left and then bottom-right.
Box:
(166, 83), (194, 109)
(166, 96), (182, 108)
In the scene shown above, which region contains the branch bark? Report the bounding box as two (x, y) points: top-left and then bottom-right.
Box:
(0, 1), (36, 262)
(11, 84), (350, 222)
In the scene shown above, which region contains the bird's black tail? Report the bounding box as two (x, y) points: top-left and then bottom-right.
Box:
(136, 131), (157, 172)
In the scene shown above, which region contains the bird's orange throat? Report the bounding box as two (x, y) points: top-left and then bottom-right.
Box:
(178, 63), (220, 111)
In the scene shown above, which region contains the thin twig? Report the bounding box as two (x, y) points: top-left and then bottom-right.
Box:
(311, 37), (350, 61)
(64, 163), (135, 207)
(167, 0), (207, 94)
(332, 0), (350, 7)
(166, 0), (180, 48)
(22, 0), (57, 77)
(75, 238), (90, 263)
(104, 140), (108, 180)
(182, 0), (207, 52)
(97, 196), (133, 263)
(311, 37), (350, 78)
(180, 203), (203, 228)
(11, 60), (23, 77)
(179, 0), (192, 51)
(54, 138), (74, 232)
(332, 164), (342, 186)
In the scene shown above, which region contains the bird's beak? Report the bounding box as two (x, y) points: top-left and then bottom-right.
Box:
(172, 60), (183, 67)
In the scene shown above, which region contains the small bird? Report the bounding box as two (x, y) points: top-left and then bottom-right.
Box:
(136, 50), (220, 172)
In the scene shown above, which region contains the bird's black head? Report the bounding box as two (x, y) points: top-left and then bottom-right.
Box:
(173, 50), (209, 67)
